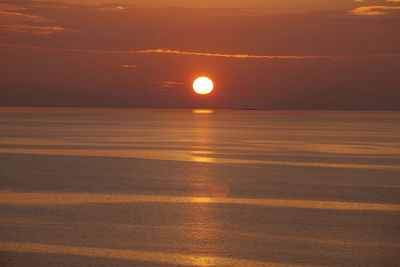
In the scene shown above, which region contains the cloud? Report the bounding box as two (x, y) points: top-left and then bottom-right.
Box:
(354, 0), (400, 3)
(158, 81), (183, 88)
(0, 24), (76, 35)
(0, 3), (40, 19)
(152, 81), (184, 94)
(0, 43), (399, 61)
(129, 48), (329, 59)
(0, 10), (39, 18)
(0, 3), (70, 35)
(117, 64), (138, 69)
(349, 5), (400, 15)
(98, 6), (127, 11)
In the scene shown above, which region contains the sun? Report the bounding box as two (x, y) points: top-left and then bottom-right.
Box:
(193, 77), (214, 95)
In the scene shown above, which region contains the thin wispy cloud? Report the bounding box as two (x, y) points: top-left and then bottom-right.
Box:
(129, 48), (334, 59)
(158, 81), (184, 88)
(117, 64), (138, 69)
(0, 24), (75, 35)
(0, 10), (40, 19)
(98, 6), (127, 11)
(152, 81), (184, 93)
(350, 5), (400, 15)
(0, 3), (39, 18)
(0, 43), (399, 61)
(353, 0), (400, 2)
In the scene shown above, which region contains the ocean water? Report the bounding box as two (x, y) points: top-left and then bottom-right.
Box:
(0, 108), (399, 266)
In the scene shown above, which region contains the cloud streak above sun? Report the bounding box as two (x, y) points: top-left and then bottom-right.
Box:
(127, 48), (400, 60)
(1, 43), (399, 61)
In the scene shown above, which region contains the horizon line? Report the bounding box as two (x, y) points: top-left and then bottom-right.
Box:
(1, 106), (400, 112)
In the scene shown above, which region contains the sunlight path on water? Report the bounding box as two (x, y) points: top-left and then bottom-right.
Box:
(1, 192), (399, 211)
(0, 241), (299, 267)
(0, 148), (399, 170)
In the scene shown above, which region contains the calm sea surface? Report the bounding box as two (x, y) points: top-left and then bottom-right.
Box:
(0, 108), (399, 266)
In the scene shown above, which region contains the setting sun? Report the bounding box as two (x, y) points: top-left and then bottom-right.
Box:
(193, 77), (214, 95)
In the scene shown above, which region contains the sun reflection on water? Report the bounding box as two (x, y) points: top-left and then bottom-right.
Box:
(192, 109), (214, 114)
(191, 156), (214, 163)
(185, 111), (224, 258)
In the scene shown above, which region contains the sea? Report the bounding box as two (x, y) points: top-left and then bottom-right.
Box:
(0, 108), (399, 266)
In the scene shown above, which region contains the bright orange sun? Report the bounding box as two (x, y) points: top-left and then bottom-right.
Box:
(193, 77), (214, 95)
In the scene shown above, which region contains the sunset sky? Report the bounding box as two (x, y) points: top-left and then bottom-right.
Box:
(1, 0), (399, 109)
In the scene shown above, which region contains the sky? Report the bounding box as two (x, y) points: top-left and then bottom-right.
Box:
(0, 0), (399, 109)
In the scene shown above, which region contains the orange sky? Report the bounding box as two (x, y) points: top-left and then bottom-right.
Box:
(0, 0), (399, 109)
